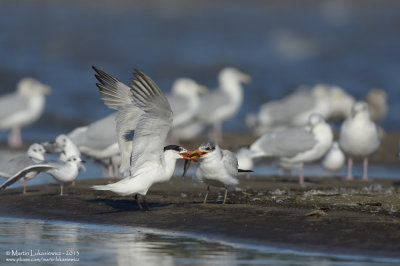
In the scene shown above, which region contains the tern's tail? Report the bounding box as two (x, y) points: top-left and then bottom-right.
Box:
(91, 181), (133, 196)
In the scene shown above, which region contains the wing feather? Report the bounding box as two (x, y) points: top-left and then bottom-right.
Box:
(0, 164), (53, 190)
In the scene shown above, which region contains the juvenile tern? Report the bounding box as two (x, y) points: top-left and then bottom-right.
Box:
(0, 156), (85, 196)
(249, 114), (333, 185)
(339, 101), (380, 180)
(0, 143), (46, 194)
(185, 141), (252, 204)
(0, 78), (51, 148)
(91, 67), (190, 209)
(197, 68), (251, 144)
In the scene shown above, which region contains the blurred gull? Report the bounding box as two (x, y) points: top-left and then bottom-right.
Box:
(166, 78), (207, 128)
(0, 155), (85, 196)
(0, 143), (46, 194)
(91, 67), (190, 209)
(321, 141), (345, 175)
(247, 114), (333, 185)
(197, 67), (251, 144)
(247, 84), (354, 135)
(42, 134), (81, 162)
(365, 88), (388, 124)
(339, 101), (380, 180)
(67, 113), (131, 178)
(185, 141), (252, 204)
(0, 78), (51, 148)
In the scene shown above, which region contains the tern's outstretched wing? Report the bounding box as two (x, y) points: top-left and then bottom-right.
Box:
(128, 69), (173, 172)
(0, 164), (53, 190)
(93, 67), (173, 176)
(93, 67), (143, 175)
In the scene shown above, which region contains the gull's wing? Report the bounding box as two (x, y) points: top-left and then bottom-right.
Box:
(221, 149), (239, 177)
(0, 93), (29, 121)
(259, 90), (315, 125)
(0, 163), (54, 190)
(93, 67), (144, 175)
(93, 67), (173, 176)
(253, 128), (317, 158)
(197, 90), (231, 118)
(69, 113), (119, 150)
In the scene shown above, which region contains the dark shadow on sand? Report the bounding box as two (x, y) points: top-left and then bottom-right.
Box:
(87, 198), (170, 214)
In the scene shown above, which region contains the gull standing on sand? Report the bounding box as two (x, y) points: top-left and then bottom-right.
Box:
(0, 155), (85, 196)
(246, 84), (354, 135)
(339, 101), (380, 180)
(0, 143), (46, 194)
(0, 78), (51, 148)
(186, 141), (252, 204)
(67, 112), (132, 178)
(197, 68), (251, 144)
(321, 141), (345, 175)
(91, 67), (190, 209)
(248, 114), (333, 185)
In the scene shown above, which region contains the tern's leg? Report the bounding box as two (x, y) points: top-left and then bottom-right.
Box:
(298, 165), (304, 186)
(203, 185), (210, 205)
(60, 184), (64, 196)
(135, 194), (143, 210)
(362, 157), (369, 181)
(223, 188), (228, 204)
(142, 195), (149, 211)
(8, 127), (23, 148)
(346, 158), (354, 180)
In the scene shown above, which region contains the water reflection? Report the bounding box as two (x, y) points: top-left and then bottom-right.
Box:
(0, 217), (398, 265)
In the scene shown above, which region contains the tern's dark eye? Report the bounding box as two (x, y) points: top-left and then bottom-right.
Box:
(33, 149), (37, 152)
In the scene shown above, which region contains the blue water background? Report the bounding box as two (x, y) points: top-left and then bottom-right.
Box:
(0, 0), (399, 143)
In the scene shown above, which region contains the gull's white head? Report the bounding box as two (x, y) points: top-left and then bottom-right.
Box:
(171, 78), (207, 98)
(55, 134), (73, 149)
(219, 67), (251, 85)
(351, 101), (370, 118)
(308, 113), (326, 129)
(27, 143), (46, 161)
(17, 78), (51, 96)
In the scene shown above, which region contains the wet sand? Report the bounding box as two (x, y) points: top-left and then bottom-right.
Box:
(1, 175), (399, 259)
(1, 133), (400, 258)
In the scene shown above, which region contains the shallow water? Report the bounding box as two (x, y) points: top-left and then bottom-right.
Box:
(0, 217), (398, 266)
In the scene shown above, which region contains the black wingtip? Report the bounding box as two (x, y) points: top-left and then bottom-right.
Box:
(238, 169), (254, 173)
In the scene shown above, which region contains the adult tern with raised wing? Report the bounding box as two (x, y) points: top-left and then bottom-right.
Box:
(91, 67), (190, 209)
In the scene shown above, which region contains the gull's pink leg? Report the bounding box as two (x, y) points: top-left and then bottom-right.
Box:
(23, 180), (27, 194)
(108, 161), (114, 178)
(362, 157), (369, 181)
(8, 127), (23, 148)
(60, 185), (64, 196)
(346, 158), (354, 180)
(213, 123), (223, 145)
(299, 165), (304, 186)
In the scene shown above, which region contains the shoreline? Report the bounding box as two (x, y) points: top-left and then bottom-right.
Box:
(1, 176), (399, 259)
